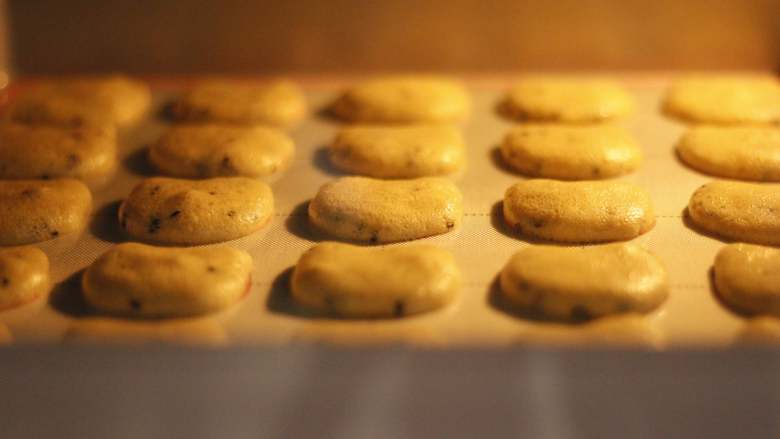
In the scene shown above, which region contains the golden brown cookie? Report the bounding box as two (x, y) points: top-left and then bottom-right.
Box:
(500, 124), (642, 179)
(503, 179), (655, 243)
(0, 122), (117, 185)
(8, 75), (151, 127)
(688, 181), (780, 245)
(291, 242), (460, 318)
(501, 77), (634, 122)
(663, 76), (780, 124)
(331, 76), (470, 123)
(168, 80), (306, 128)
(149, 124), (294, 179)
(0, 246), (49, 311)
(308, 176), (463, 243)
(119, 177), (274, 245)
(0, 179), (92, 245)
(713, 243), (780, 317)
(330, 125), (465, 178)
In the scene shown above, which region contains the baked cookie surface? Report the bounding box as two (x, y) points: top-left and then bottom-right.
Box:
(500, 243), (668, 321)
(0, 246), (49, 311)
(0, 179), (92, 245)
(308, 176), (463, 243)
(500, 124), (641, 179)
(501, 77), (634, 122)
(8, 75), (151, 127)
(168, 80), (306, 128)
(119, 177), (274, 245)
(291, 242), (460, 318)
(713, 243), (780, 317)
(330, 125), (465, 178)
(663, 76), (780, 124)
(688, 181), (780, 245)
(503, 179), (655, 243)
(0, 123), (117, 184)
(82, 242), (252, 318)
(331, 76), (470, 123)
(149, 124), (294, 179)
(677, 126), (780, 181)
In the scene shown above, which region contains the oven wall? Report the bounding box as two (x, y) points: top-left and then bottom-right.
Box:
(6, 0), (780, 75)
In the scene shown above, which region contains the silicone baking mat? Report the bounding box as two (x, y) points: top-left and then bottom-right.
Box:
(0, 76), (764, 348)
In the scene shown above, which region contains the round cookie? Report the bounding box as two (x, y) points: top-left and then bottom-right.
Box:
(82, 242), (252, 318)
(713, 243), (780, 317)
(677, 126), (780, 181)
(500, 124), (642, 179)
(308, 176), (463, 243)
(149, 124), (294, 179)
(687, 181), (780, 245)
(500, 243), (668, 321)
(330, 125), (465, 178)
(331, 76), (470, 124)
(503, 179), (655, 243)
(0, 179), (92, 245)
(0, 122), (117, 185)
(0, 246), (50, 311)
(167, 80), (306, 128)
(8, 75), (151, 127)
(500, 77), (634, 122)
(291, 242), (460, 318)
(119, 177), (274, 245)
(663, 76), (780, 124)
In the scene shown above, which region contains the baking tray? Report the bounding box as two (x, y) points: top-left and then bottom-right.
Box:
(0, 75), (763, 348)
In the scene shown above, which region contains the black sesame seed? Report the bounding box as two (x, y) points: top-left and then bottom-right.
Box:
(130, 299), (142, 311)
(50, 230), (60, 237)
(1, 277), (8, 287)
(571, 305), (591, 321)
(446, 220), (455, 229)
(227, 210), (236, 218)
(394, 300), (405, 317)
(148, 217), (161, 233)
(169, 210), (181, 219)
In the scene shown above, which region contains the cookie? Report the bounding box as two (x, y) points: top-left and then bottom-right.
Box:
(0, 179), (92, 245)
(687, 181), (780, 245)
(713, 243), (780, 317)
(329, 125), (465, 178)
(8, 75), (151, 127)
(736, 317), (780, 345)
(291, 242), (460, 318)
(331, 76), (470, 123)
(503, 179), (655, 243)
(149, 124), (294, 179)
(0, 123), (117, 185)
(500, 243), (668, 321)
(500, 124), (642, 179)
(308, 176), (463, 243)
(82, 242), (252, 318)
(119, 177), (273, 245)
(500, 77), (634, 122)
(64, 317), (229, 346)
(677, 126), (780, 181)
(663, 76), (780, 124)
(168, 80), (306, 128)
(0, 246), (49, 311)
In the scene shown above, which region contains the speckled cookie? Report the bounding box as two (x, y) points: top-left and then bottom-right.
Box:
(8, 75), (151, 127)
(500, 77), (634, 122)
(0, 246), (49, 311)
(500, 124), (642, 179)
(64, 317), (229, 346)
(329, 125), (465, 178)
(291, 242), (460, 318)
(713, 243), (780, 317)
(500, 243), (668, 321)
(119, 177), (274, 245)
(168, 80), (306, 128)
(688, 181), (780, 245)
(82, 242), (252, 318)
(149, 124), (294, 179)
(309, 176), (463, 243)
(677, 126), (780, 181)
(503, 179), (655, 243)
(0, 123), (117, 185)
(0, 179), (92, 245)
(663, 76), (780, 124)
(331, 76), (470, 124)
